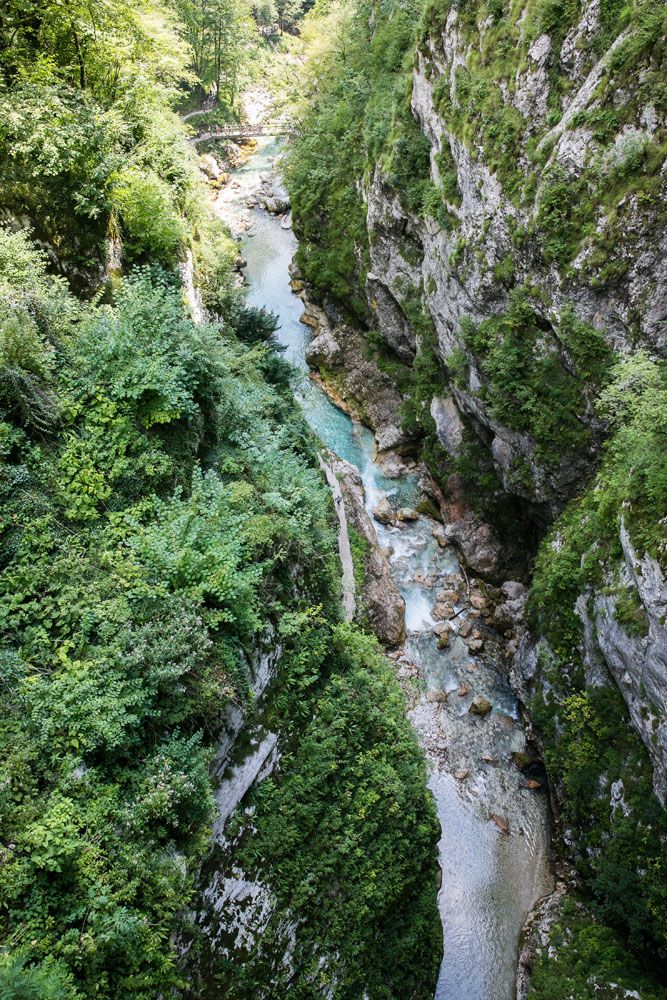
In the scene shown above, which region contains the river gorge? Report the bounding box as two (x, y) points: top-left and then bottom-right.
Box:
(194, 132), (554, 1000)
(1, 3), (664, 997)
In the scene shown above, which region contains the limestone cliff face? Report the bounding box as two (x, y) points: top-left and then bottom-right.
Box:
(580, 523), (666, 805)
(355, 0), (667, 802)
(365, 15), (666, 508)
(289, 1), (665, 980)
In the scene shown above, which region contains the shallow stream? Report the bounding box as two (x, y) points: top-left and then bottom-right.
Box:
(216, 137), (553, 1000)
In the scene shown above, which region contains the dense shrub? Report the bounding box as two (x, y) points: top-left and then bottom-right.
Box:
(0, 248), (342, 996)
(110, 170), (188, 264)
(0, 212), (441, 998)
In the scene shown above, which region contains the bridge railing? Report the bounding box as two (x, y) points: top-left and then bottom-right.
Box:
(191, 121), (297, 144)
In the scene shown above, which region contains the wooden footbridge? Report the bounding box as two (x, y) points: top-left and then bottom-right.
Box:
(191, 120), (296, 144)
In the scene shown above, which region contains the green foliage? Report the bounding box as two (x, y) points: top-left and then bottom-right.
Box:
(529, 352), (667, 650)
(286, 0), (428, 311)
(0, 219), (440, 998)
(173, 0), (266, 101)
(613, 585), (649, 637)
(0, 954), (81, 1000)
(214, 623), (442, 999)
(0, 310), (57, 435)
(530, 679), (667, 966)
(0, 84), (120, 270)
(462, 289), (611, 461)
(527, 896), (667, 1000)
(383, 108), (435, 217)
(434, 139), (462, 205)
(0, 255), (350, 997)
(0, 2), (235, 282)
(286, 52), (370, 310)
(525, 353), (667, 975)
(110, 169), (187, 264)
(535, 167), (595, 268)
(0, 8), (443, 999)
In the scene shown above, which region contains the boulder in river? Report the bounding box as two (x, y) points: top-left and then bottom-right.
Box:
(262, 194), (290, 214)
(300, 309), (320, 329)
(372, 498), (394, 525)
(437, 588), (460, 604)
(470, 590), (487, 610)
(432, 524), (449, 548)
(199, 152), (223, 180)
(469, 695), (492, 717)
(493, 581), (528, 634)
(453, 770), (469, 781)
(396, 507), (419, 523)
(458, 619), (473, 639)
(466, 637), (485, 653)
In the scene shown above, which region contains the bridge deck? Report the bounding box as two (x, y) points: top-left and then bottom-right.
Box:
(192, 122), (295, 144)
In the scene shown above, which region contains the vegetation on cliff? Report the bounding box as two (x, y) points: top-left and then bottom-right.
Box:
(0, 3), (441, 997)
(286, 0), (432, 314)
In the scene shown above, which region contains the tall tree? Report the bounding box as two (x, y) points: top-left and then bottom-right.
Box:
(170, 0), (253, 102)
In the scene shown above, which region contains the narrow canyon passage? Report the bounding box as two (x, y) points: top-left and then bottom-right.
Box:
(222, 136), (553, 1000)
(2, 1), (664, 995)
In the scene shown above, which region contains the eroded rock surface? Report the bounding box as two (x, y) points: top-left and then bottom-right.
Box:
(328, 452), (406, 646)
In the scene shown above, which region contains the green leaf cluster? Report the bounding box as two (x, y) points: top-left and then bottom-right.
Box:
(462, 289), (611, 462)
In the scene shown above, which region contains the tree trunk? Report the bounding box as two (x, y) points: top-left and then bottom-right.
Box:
(72, 28), (86, 89)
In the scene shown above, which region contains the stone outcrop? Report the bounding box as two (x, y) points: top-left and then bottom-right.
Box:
(580, 522), (667, 805)
(515, 880), (569, 1000)
(291, 3), (666, 990)
(328, 453), (406, 646)
(358, 1), (666, 519)
(304, 304), (412, 453)
(322, 0), (667, 803)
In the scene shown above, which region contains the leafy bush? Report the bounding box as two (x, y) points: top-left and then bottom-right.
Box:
(0, 244), (440, 997)
(0, 261), (341, 996)
(462, 289), (611, 461)
(111, 169), (187, 264)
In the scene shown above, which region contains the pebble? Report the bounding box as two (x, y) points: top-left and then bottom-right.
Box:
(491, 814), (509, 834)
(469, 695), (492, 717)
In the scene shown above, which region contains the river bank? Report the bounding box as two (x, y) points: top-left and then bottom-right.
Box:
(203, 132), (554, 1000)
